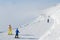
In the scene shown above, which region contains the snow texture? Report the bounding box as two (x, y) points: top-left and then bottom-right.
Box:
(39, 3), (60, 40)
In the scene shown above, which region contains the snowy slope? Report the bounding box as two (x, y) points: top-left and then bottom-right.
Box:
(0, 4), (56, 40)
(0, 11), (55, 40)
(0, 30), (38, 40)
(39, 4), (60, 40)
(0, 16), (54, 40)
(19, 14), (54, 39)
(0, 13), (54, 40)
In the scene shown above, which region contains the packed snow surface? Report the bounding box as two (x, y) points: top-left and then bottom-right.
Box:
(39, 4), (60, 40)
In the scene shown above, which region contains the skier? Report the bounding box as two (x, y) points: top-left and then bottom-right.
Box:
(8, 25), (12, 35)
(15, 28), (20, 38)
(47, 16), (50, 23)
(47, 19), (49, 23)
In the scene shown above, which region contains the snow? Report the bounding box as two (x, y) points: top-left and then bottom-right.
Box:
(1, 3), (60, 40)
(39, 4), (60, 40)
(0, 14), (54, 40)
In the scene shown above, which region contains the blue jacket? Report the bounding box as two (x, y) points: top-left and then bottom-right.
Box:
(16, 28), (19, 35)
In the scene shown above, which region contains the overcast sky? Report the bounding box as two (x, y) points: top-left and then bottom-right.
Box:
(0, 0), (60, 27)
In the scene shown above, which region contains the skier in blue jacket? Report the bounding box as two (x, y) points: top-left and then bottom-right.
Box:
(15, 28), (20, 38)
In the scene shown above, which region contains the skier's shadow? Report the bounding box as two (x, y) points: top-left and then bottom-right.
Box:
(14, 37), (38, 39)
(0, 31), (4, 33)
(21, 34), (34, 36)
(14, 34), (38, 39)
